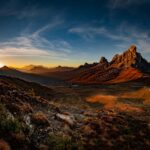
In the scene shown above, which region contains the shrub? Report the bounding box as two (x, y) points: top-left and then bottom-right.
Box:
(31, 112), (49, 126)
(0, 104), (21, 133)
(28, 88), (36, 97)
(47, 134), (84, 150)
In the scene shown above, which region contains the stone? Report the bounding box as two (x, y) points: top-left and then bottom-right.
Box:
(55, 113), (76, 127)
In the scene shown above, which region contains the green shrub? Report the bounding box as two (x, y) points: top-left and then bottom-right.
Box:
(47, 134), (84, 150)
(0, 104), (21, 133)
(28, 88), (36, 97)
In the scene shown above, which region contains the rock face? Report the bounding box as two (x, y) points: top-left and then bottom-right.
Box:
(78, 62), (98, 69)
(99, 57), (108, 64)
(110, 45), (150, 72)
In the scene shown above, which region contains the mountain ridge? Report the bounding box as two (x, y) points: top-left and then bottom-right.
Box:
(0, 66), (66, 86)
(20, 65), (75, 74)
(70, 45), (150, 84)
(1, 45), (150, 85)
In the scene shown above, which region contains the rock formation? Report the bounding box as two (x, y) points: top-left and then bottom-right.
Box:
(70, 45), (150, 84)
(110, 45), (150, 72)
(99, 57), (108, 64)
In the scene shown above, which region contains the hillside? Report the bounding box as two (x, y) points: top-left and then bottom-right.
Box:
(0, 75), (57, 100)
(0, 76), (149, 150)
(0, 66), (66, 86)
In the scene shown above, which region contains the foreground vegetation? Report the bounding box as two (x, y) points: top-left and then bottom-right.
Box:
(0, 76), (149, 150)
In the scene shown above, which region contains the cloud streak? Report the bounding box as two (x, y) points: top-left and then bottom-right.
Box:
(69, 23), (150, 54)
(0, 0), (46, 19)
(69, 26), (129, 41)
(0, 17), (72, 59)
(108, 0), (150, 9)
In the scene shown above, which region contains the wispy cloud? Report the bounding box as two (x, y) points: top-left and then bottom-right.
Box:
(69, 26), (129, 41)
(69, 23), (150, 54)
(113, 24), (150, 53)
(0, 17), (72, 59)
(108, 0), (150, 9)
(0, 0), (46, 19)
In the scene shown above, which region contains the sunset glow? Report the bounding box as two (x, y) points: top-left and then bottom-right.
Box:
(0, 0), (149, 67)
(0, 62), (4, 68)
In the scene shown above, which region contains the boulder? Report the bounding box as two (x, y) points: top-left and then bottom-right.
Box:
(55, 113), (76, 127)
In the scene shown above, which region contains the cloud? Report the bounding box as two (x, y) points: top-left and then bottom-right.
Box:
(0, 1), (31, 18)
(0, 18), (72, 59)
(108, 0), (150, 9)
(114, 24), (150, 53)
(69, 23), (150, 54)
(69, 26), (129, 41)
(0, 0), (61, 20)
(31, 17), (64, 37)
(136, 39), (150, 53)
(0, 47), (50, 57)
(0, 0), (45, 19)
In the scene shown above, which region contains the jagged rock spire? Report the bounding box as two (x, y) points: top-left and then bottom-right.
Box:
(128, 45), (137, 53)
(99, 57), (108, 64)
(110, 45), (150, 72)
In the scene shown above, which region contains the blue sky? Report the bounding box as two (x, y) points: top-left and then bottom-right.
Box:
(0, 0), (150, 67)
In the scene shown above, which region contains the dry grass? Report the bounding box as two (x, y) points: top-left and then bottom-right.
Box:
(121, 87), (150, 105)
(86, 94), (143, 112)
(31, 112), (49, 126)
(86, 95), (117, 108)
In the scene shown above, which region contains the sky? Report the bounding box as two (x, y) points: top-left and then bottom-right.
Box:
(0, 0), (150, 67)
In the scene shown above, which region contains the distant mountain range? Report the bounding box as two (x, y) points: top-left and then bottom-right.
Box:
(20, 65), (74, 74)
(0, 45), (150, 85)
(0, 66), (66, 86)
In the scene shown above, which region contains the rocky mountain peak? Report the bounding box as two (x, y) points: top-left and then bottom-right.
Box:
(110, 45), (150, 72)
(128, 45), (137, 53)
(99, 57), (108, 64)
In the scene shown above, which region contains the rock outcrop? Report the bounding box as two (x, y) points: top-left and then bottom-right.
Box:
(99, 57), (108, 64)
(110, 45), (150, 72)
(78, 62), (98, 69)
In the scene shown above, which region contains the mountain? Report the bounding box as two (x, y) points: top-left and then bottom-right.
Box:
(21, 65), (50, 73)
(21, 64), (36, 71)
(1, 45), (149, 85)
(110, 45), (150, 71)
(20, 65), (74, 74)
(0, 66), (66, 86)
(70, 45), (150, 84)
(43, 45), (150, 84)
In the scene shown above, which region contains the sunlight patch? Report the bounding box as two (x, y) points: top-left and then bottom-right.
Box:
(86, 94), (143, 112)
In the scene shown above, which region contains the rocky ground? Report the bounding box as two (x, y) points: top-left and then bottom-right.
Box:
(0, 76), (150, 150)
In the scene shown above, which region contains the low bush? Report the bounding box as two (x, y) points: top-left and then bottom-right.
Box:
(47, 134), (84, 150)
(0, 104), (21, 133)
